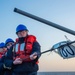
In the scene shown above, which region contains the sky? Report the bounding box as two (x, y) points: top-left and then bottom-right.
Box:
(0, 0), (75, 72)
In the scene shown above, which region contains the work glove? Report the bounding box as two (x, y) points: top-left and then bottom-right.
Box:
(13, 58), (22, 65)
(30, 52), (37, 60)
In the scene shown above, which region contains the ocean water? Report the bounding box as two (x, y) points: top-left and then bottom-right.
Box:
(38, 72), (75, 75)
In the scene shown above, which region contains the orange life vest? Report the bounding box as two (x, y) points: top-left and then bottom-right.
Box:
(14, 35), (38, 63)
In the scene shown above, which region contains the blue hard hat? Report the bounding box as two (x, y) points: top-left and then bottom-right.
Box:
(16, 24), (28, 33)
(5, 38), (14, 45)
(0, 42), (5, 48)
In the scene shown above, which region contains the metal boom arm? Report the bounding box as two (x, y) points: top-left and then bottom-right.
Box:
(14, 8), (75, 35)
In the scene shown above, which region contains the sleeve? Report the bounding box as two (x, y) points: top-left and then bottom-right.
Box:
(0, 59), (4, 71)
(31, 41), (41, 62)
(4, 46), (14, 70)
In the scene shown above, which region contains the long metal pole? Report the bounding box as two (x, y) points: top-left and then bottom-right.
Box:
(14, 8), (75, 35)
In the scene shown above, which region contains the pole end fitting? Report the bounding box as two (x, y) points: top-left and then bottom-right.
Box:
(14, 8), (17, 12)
